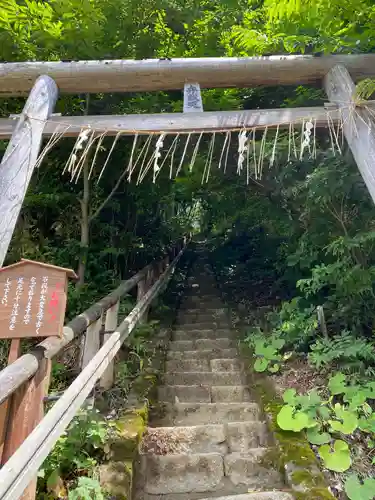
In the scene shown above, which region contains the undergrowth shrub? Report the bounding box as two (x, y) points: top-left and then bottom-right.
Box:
(37, 408), (111, 499)
(309, 331), (375, 375)
(276, 373), (375, 499)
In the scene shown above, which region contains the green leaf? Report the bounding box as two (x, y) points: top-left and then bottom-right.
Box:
(277, 405), (309, 432)
(359, 414), (375, 434)
(268, 363), (280, 373)
(329, 404), (358, 435)
(283, 388), (297, 405)
(328, 373), (347, 395)
(317, 406), (331, 420)
(308, 389), (322, 406)
(345, 474), (375, 500)
(272, 338), (285, 349)
(254, 358), (268, 372)
(306, 428), (332, 445)
(255, 344), (277, 359)
(319, 440), (351, 472)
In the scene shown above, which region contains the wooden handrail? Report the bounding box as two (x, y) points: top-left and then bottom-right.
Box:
(0, 246), (178, 405)
(0, 245), (185, 499)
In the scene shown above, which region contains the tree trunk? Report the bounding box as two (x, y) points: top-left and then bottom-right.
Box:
(77, 158), (90, 288)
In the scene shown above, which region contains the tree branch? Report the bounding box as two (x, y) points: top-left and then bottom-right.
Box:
(88, 167), (128, 223)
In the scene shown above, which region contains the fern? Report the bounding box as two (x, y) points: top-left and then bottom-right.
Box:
(309, 331), (375, 372)
(355, 79), (375, 102)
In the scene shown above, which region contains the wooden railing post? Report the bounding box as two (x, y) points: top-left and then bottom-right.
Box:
(1, 356), (51, 499)
(81, 316), (102, 370)
(0, 75), (58, 267)
(0, 340), (21, 463)
(100, 301), (119, 390)
(137, 275), (148, 324)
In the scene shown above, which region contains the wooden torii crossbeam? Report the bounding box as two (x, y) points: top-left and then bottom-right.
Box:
(0, 106), (343, 138)
(1, 55), (375, 260)
(1, 54), (375, 95)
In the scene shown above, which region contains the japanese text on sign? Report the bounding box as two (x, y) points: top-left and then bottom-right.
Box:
(36, 276), (48, 335)
(23, 277), (37, 325)
(9, 277), (24, 331)
(2, 277), (11, 306)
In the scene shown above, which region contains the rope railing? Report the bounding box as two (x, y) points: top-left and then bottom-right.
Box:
(0, 238), (186, 499)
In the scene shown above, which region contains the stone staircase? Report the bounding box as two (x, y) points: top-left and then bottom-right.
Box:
(136, 255), (293, 500)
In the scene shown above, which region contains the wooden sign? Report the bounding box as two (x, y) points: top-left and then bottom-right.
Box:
(183, 83), (203, 113)
(0, 259), (77, 339)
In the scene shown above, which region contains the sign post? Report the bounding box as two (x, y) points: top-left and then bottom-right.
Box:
(0, 259), (76, 500)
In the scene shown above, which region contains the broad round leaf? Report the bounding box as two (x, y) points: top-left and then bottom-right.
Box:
(330, 404), (358, 435)
(328, 373), (347, 395)
(254, 358), (268, 372)
(345, 474), (375, 500)
(283, 388), (297, 405)
(272, 338), (285, 349)
(306, 428), (331, 445)
(319, 440), (351, 472)
(268, 363), (280, 373)
(277, 405), (309, 432)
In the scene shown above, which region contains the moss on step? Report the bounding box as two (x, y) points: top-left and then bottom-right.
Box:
(100, 327), (172, 499)
(99, 460), (133, 499)
(239, 342), (335, 500)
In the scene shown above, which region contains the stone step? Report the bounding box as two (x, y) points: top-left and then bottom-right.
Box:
(181, 300), (224, 309)
(211, 359), (243, 372)
(212, 386), (251, 402)
(142, 492), (293, 500)
(158, 385), (252, 404)
(167, 349), (238, 361)
(164, 371), (244, 386)
(224, 452), (283, 489)
(140, 422), (268, 455)
(160, 403), (260, 425)
(178, 308), (229, 315)
(173, 329), (232, 340)
(158, 385), (211, 403)
(141, 453), (224, 495)
(140, 451), (282, 495)
(177, 312), (229, 323)
(166, 359), (242, 373)
(199, 494), (294, 500)
(169, 339), (234, 351)
(227, 422), (268, 451)
(140, 424), (228, 455)
(166, 359), (211, 372)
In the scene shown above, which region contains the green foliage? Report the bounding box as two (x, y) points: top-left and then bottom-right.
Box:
(277, 404), (311, 432)
(38, 409), (110, 498)
(355, 79), (375, 101)
(318, 440), (351, 473)
(270, 298), (318, 348)
(309, 332), (375, 372)
(68, 477), (104, 500)
(345, 474), (375, 500)
(276, 373), (375, 473)
(244, 329), (285, 373)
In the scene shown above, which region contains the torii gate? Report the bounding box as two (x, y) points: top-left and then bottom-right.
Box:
(1, 54), (375, 266)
